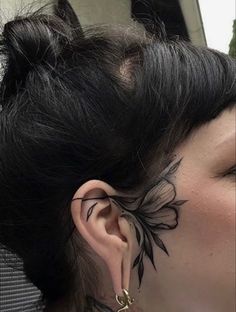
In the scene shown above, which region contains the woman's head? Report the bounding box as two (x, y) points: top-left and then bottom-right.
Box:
(0, 4), (235, 312)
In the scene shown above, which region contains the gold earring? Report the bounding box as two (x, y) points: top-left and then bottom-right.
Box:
(116, 288), (134, 311)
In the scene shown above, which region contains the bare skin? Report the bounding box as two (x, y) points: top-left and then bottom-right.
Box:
(71, 106), (235, 312)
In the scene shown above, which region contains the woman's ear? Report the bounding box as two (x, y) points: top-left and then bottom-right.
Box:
(70, 180), (134, 296)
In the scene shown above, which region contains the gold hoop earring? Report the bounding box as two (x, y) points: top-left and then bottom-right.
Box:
(116, 288), (134, 312)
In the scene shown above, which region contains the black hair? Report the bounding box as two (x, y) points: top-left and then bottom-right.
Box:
(0, 2), (235, 312)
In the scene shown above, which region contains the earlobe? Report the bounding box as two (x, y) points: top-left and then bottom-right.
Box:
(70, 179), (134, 296)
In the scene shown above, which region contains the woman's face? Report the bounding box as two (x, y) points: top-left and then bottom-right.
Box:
(135, 106), (235, 312)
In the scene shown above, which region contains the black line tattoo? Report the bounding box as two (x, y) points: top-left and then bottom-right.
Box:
(86, 202), (98, 221)
(72, 158), (187, 287)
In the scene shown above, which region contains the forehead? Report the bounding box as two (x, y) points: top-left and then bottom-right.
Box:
(197, 106), (235, 147)
(175, 106), (236, 160)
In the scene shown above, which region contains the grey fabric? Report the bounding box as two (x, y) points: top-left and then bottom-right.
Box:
(0, 247), (43, 311)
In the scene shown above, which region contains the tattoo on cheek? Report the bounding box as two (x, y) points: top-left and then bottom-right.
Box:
(73, 158), (187, 288)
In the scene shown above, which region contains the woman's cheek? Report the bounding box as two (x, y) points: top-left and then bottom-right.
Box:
(183, 181), (235, 249)
(174, 161), (235, 250)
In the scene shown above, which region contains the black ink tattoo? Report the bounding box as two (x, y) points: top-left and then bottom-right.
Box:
(86, 202), (98, 221)
(72, 158), (187, 287)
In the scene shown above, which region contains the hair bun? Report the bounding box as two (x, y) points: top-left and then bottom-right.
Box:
(1, 15), (72, 100)
(3, 15), (71, 71)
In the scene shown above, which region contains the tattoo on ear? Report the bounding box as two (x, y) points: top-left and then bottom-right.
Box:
(86, 202), (98, 221)
(72, 158), (187, 288)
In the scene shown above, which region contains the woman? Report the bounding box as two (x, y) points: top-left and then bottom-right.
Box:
(0, 2), (235, 312)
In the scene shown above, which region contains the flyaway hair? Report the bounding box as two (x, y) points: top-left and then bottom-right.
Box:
(54, 0), (84, 37)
